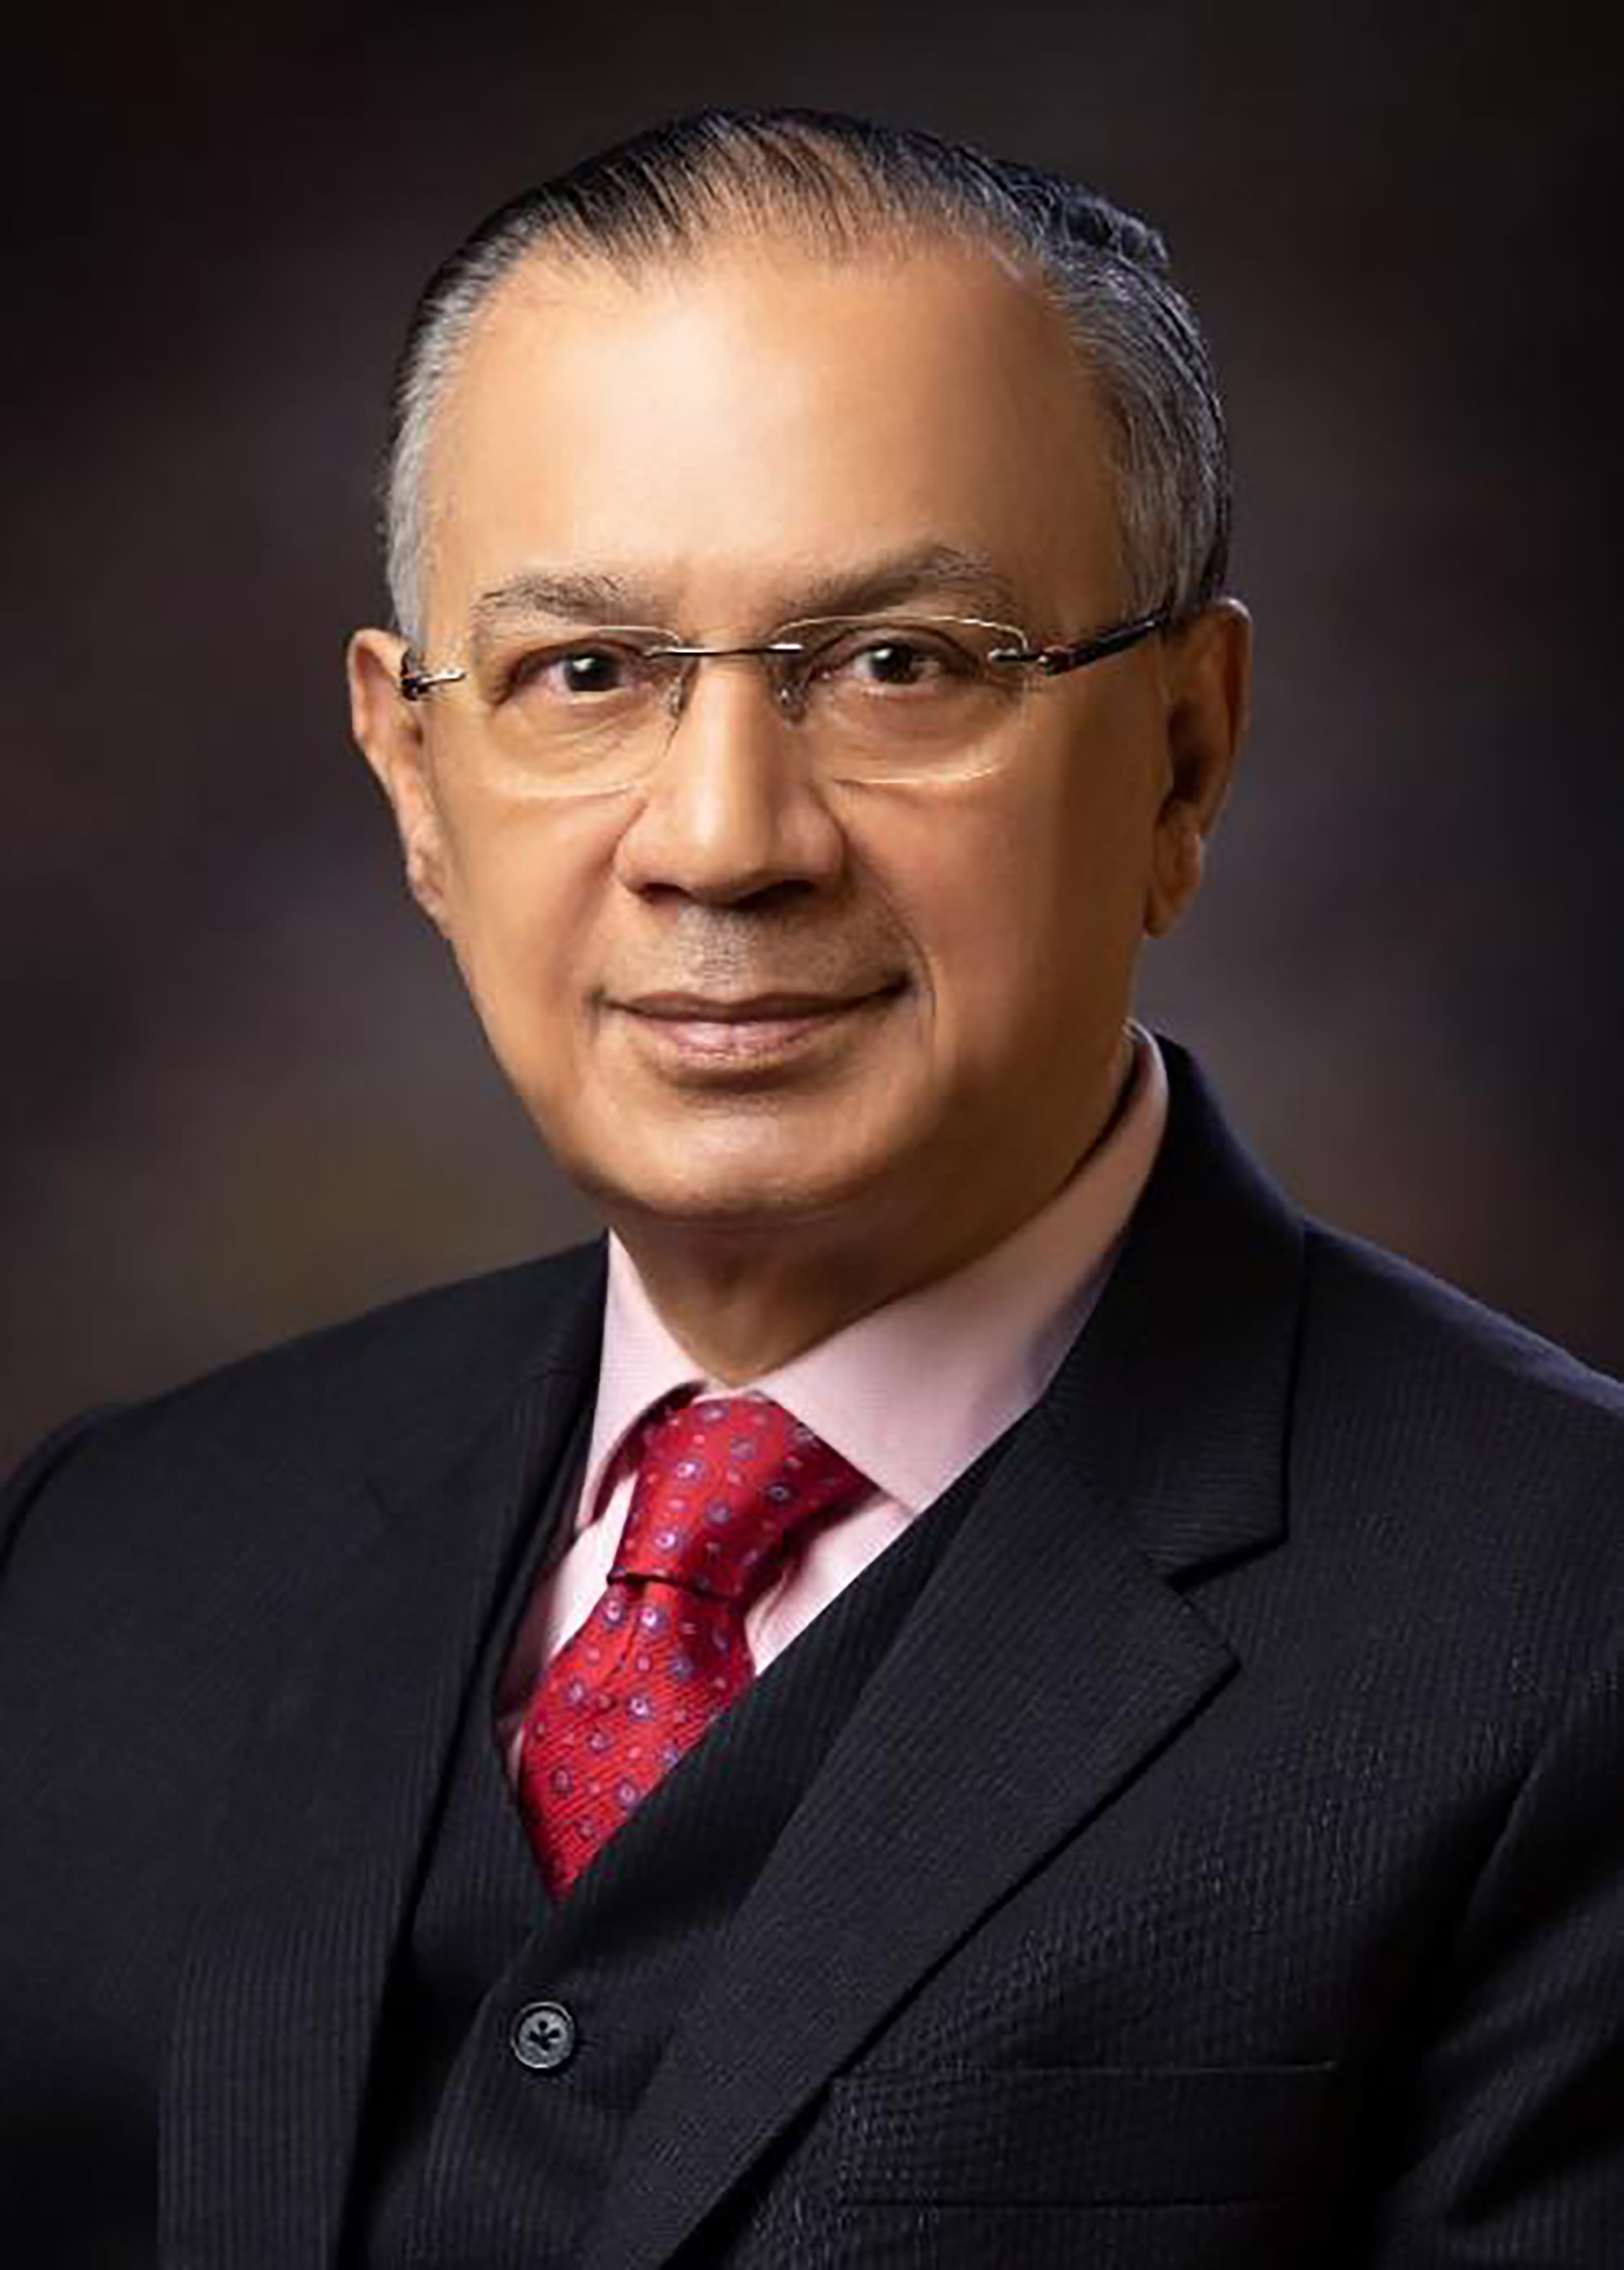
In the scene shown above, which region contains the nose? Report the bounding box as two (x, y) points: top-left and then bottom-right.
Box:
(612, 658), (847, 906)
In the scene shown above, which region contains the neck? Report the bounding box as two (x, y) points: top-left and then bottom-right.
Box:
(607, 1029), (1136, 1382)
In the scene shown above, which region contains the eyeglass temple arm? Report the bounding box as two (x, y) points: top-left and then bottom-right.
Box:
(399, 659), (467, 701)
(996, 612), (1168, 677)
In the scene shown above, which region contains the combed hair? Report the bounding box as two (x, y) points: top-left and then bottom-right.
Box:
(382, 108), (1231, 647)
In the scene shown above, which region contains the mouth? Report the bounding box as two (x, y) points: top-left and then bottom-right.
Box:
(610, 983), (904, 1072)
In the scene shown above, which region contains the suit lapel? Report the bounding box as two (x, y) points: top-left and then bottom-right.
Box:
(578, 1428), (1238, 2270)
(159, 1253), (603, 2270)
(577, 1043), (1306, 2270)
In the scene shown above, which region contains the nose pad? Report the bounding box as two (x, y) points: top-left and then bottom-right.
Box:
(661, 655), (697, 727)
(769, 660), (810, 726)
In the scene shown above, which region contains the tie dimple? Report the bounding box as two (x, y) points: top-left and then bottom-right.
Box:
(518, 1392), (868, 1896)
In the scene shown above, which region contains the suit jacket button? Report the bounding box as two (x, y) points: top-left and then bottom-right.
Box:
(511, 1999), (578, 2072)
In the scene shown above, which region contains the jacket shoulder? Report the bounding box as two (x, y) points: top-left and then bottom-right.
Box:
(1295, 1219), (1622, 1599)
(1302, 1217), (1621, 1428)
(2, 1241), (607, 1548)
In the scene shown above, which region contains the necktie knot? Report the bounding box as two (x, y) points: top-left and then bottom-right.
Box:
(613, 1392), (867, 1603)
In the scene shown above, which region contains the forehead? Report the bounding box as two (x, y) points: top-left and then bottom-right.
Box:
(423, 234), (1125, 638)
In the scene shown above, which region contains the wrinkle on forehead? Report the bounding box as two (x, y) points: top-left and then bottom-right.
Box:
(421, 234), (1126, 654)
(466, 542), (1032, 654)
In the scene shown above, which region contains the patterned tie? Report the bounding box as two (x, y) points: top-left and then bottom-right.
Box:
(518, 1391), (869, 1896)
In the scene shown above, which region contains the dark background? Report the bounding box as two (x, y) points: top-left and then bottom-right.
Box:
(4, 2), (1619, 1465)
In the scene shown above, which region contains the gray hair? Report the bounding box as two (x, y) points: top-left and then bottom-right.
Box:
(382, 109), (1231, 649)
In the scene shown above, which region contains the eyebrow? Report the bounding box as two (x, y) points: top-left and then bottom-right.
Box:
(466, 543), (1030, 655)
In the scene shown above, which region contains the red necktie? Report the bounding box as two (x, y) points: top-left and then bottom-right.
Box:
(517, 1391), (869, 1896)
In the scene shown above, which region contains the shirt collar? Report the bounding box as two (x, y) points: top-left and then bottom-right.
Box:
(578, 1025), (1168, 1525)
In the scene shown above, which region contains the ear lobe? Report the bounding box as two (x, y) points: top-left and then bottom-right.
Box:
(347, 628), (454, 931)
(1142, 598), (1251, 940)
(1144, 805), (1206, 938)
(401, 827), (453, 933)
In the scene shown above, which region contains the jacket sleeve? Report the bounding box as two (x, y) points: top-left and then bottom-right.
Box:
(1349, 1610), (1624, 2266)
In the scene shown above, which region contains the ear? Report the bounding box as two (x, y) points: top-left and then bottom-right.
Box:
(346, 628), (455, 932)
(1144, 597), (1251, 938)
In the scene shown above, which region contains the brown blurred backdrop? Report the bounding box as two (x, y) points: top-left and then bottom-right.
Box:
(3, 1), (1619, 1465)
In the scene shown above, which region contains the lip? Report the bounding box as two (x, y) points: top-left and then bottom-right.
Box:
(610, 984), (900, 1072)
(621, 990), (884, 1022)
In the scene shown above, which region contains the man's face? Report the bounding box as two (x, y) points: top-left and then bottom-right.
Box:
(351, 236), (1244, 1284)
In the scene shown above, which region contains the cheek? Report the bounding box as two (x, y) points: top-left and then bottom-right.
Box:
(433, 784), (612, 1085)
(901, 758), (1153, 1069)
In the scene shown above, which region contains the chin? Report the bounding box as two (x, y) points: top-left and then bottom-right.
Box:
(560, 1124), (894, 1238)
(600, 1165), (860, 1234)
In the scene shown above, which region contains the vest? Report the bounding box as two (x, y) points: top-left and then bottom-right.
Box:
(349, 1417), (1001, 2265)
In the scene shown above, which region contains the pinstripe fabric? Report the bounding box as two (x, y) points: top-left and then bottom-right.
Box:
(1, 1043), (1620, 2268)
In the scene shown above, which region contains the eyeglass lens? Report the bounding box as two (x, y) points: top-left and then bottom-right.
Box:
(470, 617), (1034, 794)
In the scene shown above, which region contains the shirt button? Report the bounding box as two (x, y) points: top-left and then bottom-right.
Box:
(510, 1998), (578, 2073)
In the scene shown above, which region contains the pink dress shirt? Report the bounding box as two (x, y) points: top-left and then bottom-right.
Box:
(496, 1025), (1168, 1771)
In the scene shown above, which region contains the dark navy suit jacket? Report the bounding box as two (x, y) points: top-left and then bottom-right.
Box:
(2, 1043), (1621, 2265)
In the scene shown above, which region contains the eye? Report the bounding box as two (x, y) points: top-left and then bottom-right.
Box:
(855, 640), (938, 687)
(509, 640), (650, 701)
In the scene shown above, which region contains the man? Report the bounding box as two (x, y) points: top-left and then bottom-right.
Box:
(1, 107), (1619, 2268)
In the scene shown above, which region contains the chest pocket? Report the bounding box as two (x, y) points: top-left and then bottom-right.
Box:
(809, 2061), (1347, 2207)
